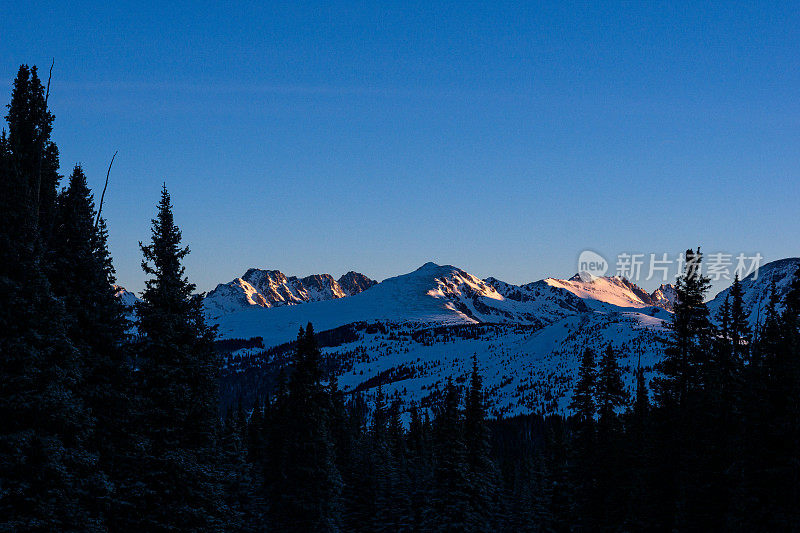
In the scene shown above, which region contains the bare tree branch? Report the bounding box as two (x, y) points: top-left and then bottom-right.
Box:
(95, 150), (118, 227)
(33, 58), (55, 226)
(45, 58), (53, 105)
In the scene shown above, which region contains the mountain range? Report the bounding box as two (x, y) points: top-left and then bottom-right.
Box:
(117, 257), (799, 418)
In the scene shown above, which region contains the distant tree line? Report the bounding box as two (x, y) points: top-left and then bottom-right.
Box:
(1, 63), (799, 531)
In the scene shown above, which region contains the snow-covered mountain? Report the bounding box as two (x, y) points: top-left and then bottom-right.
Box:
(212, 262), (676, 416)
(115, 258), (797, 418)
(210, 262), (603, 345)
(204, 268), (377, 314)
(707, 258), (800, 328)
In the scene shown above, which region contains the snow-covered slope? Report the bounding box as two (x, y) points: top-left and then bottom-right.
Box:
(542, 274), (675, 311)
(221, 311), (670, 418)
(707, 258), (800, 328)
(204, 268), (376, 314)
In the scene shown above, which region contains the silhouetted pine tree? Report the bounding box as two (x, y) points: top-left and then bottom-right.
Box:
(654, 248), (714, 409)
(134, 185), (224, 530)
(623, 361), (654, 530)
(594, 344), (627, 528)
(463, 354), (499, 530)
(3, 65), (61, 242)
(368, 384), (392, 531)
(652, 248), (717, 529)
(427, 379), (472, 532)
(596, 344), (626, 429)
(406, 401), (432, 531)
(0, 65), (101, 531)
(568, 347), (596, 527)
(386, 399), (413, 531)
(272, 324), (342, 532)
(49, 164), (136, 525)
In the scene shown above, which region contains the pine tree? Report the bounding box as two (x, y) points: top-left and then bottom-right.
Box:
(570, 347), (596, 428)
(368, 384), (392, 531)
(596, 344), (626, 428)
(463, 354), (499, 531)
(49, 165), (136, 525)
(654, 248), (714, 410)
(427, 379), (472, 532)
(624, 360), (654, 530)
(134, 185), (223, 530)
(272, 324), (342, 532)
(0, 65), (101, 531)
(633, 360), (649, 422)
(758, 280), (783, 368)
(594, 343), (628, 528)
(568, 347), (597, 528)
(3, 64), (61, 241)
(652, 248), (719, 529)
(406, 401), (431, 531)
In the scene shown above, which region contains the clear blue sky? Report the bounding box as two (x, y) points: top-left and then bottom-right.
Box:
(3, 1), (799, 295)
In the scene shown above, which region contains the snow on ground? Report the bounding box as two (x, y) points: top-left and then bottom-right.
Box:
(212, 262), (675, 418)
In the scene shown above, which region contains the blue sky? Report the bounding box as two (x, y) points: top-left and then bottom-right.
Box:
(3, 1), (799, 295)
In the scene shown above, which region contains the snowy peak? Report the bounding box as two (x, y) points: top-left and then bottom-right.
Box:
(338, 271), (377, 296)
(544, 275), (674, 310)
(425, 264), (504, 302)
(112, 285), (139, 308)
(294, 273), (348, 301)
(204, 268), (376, 314)
(708, 258), (800, 328)
(544, 275), (649, 308)
(650, 284), (676, 311)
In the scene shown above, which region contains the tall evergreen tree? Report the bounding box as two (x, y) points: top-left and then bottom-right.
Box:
(49, 165), (137, 525)
(427, 379), (472, 532)
(567, 347), (598, 528)
(652, 248), (720, 529)
(570, 347), (596, 429)
(463, 354), (498, 531)
(0, 65), (101, 531)
(623, 359), (655, 530)
(272, 324), (342, 532)
(595, 344), (628, 528)
(596, 344), (626, 428)
(406, 401), (431, 531)
(654, 248), (714, 409)
(134, 185), (223, 530)
(4, 64), (60, 242)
